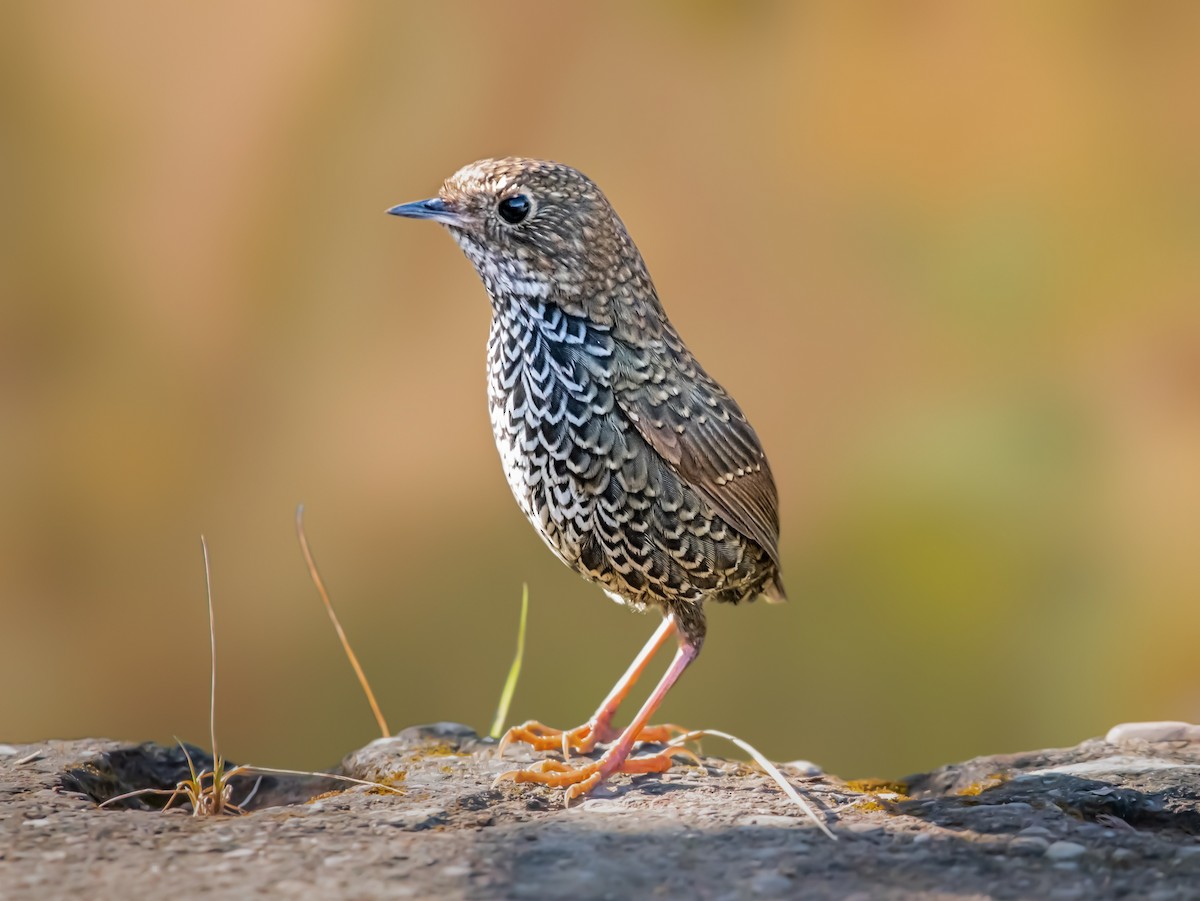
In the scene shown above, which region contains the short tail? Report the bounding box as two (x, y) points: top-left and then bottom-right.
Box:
(763, 570), (787, 604)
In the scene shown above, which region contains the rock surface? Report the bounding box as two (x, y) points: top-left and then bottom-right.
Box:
(2, 722), (1199, 900)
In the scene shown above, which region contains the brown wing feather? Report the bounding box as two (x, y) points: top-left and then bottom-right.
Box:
(613, 331), (782, 572)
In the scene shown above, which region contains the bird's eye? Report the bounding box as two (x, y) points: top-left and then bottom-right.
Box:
(497, 194), (532, 225)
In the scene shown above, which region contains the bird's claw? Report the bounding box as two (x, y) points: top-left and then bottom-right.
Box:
(497, 719), (690, 760)
(497, 720), (608, 759)
(492, 746), (702, 805)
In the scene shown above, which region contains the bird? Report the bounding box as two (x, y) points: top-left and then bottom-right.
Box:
(387, 158), (784, 802)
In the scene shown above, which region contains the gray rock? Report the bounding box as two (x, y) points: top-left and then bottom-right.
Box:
(0, 725), (1192, 900)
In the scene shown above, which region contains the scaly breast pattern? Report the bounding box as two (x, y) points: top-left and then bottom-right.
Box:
(486, 298), (767, 610)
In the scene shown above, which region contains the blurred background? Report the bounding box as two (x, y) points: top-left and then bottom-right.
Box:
(1, 2), (1198, 780)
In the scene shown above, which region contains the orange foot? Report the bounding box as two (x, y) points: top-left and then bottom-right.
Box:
(497, 719), (689, 759)
(494, 745), (702, 804)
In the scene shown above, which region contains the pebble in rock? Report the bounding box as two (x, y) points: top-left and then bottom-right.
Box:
(1105, 721), (1200, 743)
(1009, 836), (1050, 855)
(1110, 847), (1139, 865)
(1044, 841), (1087, 861)
(1017, 825), (1055, 840)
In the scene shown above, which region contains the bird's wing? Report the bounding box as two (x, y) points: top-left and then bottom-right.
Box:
(612, 330), (782, 569)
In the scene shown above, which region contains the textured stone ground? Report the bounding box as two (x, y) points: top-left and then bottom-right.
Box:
(2, 722), (1198, 900)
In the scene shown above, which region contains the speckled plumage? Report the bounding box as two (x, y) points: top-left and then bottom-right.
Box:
(393, 158), (784, 650)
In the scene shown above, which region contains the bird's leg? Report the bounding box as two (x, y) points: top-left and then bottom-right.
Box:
(498, 616), (686, 757)
(495, 626), (701, 803)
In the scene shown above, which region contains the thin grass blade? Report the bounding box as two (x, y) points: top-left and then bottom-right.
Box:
(667, 728), (836, 840)
(489, 584), (529, 739)
(296, 505), (391, 738)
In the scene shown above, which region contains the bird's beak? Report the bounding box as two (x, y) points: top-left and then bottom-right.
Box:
(385, 197), (464, 227)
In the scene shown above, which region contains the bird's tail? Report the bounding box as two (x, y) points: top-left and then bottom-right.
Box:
(763, 570), (787, 604)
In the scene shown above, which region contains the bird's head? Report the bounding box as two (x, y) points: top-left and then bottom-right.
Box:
(388, 158), (656, 325)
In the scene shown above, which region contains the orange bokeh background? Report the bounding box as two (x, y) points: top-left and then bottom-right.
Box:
(2, 3), (1198, 778)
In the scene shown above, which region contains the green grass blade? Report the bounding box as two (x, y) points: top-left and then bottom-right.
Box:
(200, 536), (217, 766)
(489, 584), (529, 739)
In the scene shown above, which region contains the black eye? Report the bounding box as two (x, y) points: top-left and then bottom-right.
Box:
(497, 194), (532, 225)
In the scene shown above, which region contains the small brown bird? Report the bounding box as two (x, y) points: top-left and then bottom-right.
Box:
(388, 158), (784, 801)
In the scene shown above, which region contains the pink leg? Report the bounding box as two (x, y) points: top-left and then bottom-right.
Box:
(591, 631), (699, 771)
(584, 615), (677, 742)
(496, 617), (702, 803)
(498, 616), (684, 757)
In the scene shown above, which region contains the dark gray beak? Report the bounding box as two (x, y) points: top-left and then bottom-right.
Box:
(386, 197), (464, 226)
